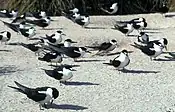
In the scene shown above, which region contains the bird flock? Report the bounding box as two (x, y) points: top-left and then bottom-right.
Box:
(0, 4), (173, 110)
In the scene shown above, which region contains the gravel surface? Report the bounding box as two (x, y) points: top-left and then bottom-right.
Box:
(0, 13), (175, 112)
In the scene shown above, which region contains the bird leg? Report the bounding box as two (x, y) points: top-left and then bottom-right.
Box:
(39, 104), (44, 110)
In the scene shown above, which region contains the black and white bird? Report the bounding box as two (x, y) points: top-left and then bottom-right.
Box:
(0, 9), (18, 19)
(147, 38), (168, 50)
(25, 17), (51, 29)
(62, 8), (81, 22)
(114, 23), (134, 36)
(133, 21), (147, 32)
(26, 11), (46, 19)
(47, 44), (91, 61)
(53, 39), (77, 48)
(19, 43), (43, 55)
(43, 31), (66, 45)
(103, 50), (130, 70)
(137, 32), (149, 44)
(75, 15), (90, 28)
(8, 81), (59, 110)
(12, 13), (26, 24)
(118, 17), (146, 24)
(131, 42), (164, 60)
(19, 27), (36, 38)
(86, 39), (118, 55)
(42, 66), (74, 84)
(0, 31), (11, 44)
(100, 2), (118, 14)
(38, 51), (62, 65)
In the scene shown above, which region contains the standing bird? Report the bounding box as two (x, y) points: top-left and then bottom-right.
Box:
(38, 51), (63, 65)
(26, 11), (46, 19)
(103, 50), (130, 70)
(133, 21), (147, 32)
(75, 15), (90, 28)
(43, 31), (66, 45)
(147, 38), (168, 50)
(86, 39), (118, 55)
(131, 42), (164, 60)
(25, 17), (51, 29)
(0, 31), (11, 44)
(114, 23), (134, 36)
(8, 81), (59, 110)
(52, 39), (77, 48)
(47, 44), (91, 61)
(42, 66), (74, 84)
(99, 2), (118, 14)
(137, 32), (149, 44)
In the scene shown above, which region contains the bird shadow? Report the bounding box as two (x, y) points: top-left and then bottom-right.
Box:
(85, 26), (107, 29)
(142, 31), (161, 33)
(7, 42), (20, 46)
(127, 35), (138, 37)
(28, 37), (41, 40)
(120, 69), (160, 74)
(61, 81), (99, 86)
(46, 103), (88, 110)
(144, 28), (161, 30)
(0, 65), (21, 76)
(153, 58), (175, 62)
(49, 64), (80, 68)
(0, 49), (12, 52)
(40, 28), (64, 30)
(75, 59), (105, 62)
(107, 51), (134, 56)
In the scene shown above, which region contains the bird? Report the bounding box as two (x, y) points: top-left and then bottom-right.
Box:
(132, 21), (147, 32)
(52, 39), (77, 48)
(86, 39), (118, 55)
(137, 32), (149, 44)
(26, 11), (46, 19)
(42, 31), (66, 45)
(114, 23), (134, 36)
(61, 8), (81, 22)
(74, 15), (90, 28)
(19, 27), (36, 38)
(0, 9), (18, 19)
(25, 17), (52, 29)
(19, 43), (43, 55)
(12, 13), (26, 24)
(38, 51), (63, 65)
(42, 66), (74, 84)
(103, 50), (130, 70)
(131, 42), (164, 60)
(8, 81), (59, 110)
(99, 2), (118, 14)
(147, 38), (168, 50)
(0, 31), (11, 44)
(47, 44), (91, 61)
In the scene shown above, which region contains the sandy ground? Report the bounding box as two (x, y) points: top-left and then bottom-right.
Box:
(0, 13), (175, 112)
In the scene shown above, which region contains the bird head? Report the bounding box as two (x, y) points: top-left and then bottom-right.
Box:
(56, 30), (66, 36)
(110, 39), (118, 45)
(70, 8), (79, 13)
(51, 88), (59, 99)
(121, 49), (128, 56)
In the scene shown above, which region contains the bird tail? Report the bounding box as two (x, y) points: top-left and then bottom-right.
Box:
(19, 42), (28, 48)
(8, 81), (30, 94)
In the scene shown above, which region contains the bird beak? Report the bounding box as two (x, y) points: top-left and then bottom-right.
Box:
(86, 50), (91, 53)
(165, 45), (168, 51)
(71, 69), (76, 71)
(62, 33), (66, 36)
(50, 19), (54, 21)
(71, 41), (77, 43)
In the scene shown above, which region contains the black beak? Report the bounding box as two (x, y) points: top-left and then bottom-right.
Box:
(165, 45), (168, 51)
(71, 41), (77, 43)
(86, 50), (91, 53)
